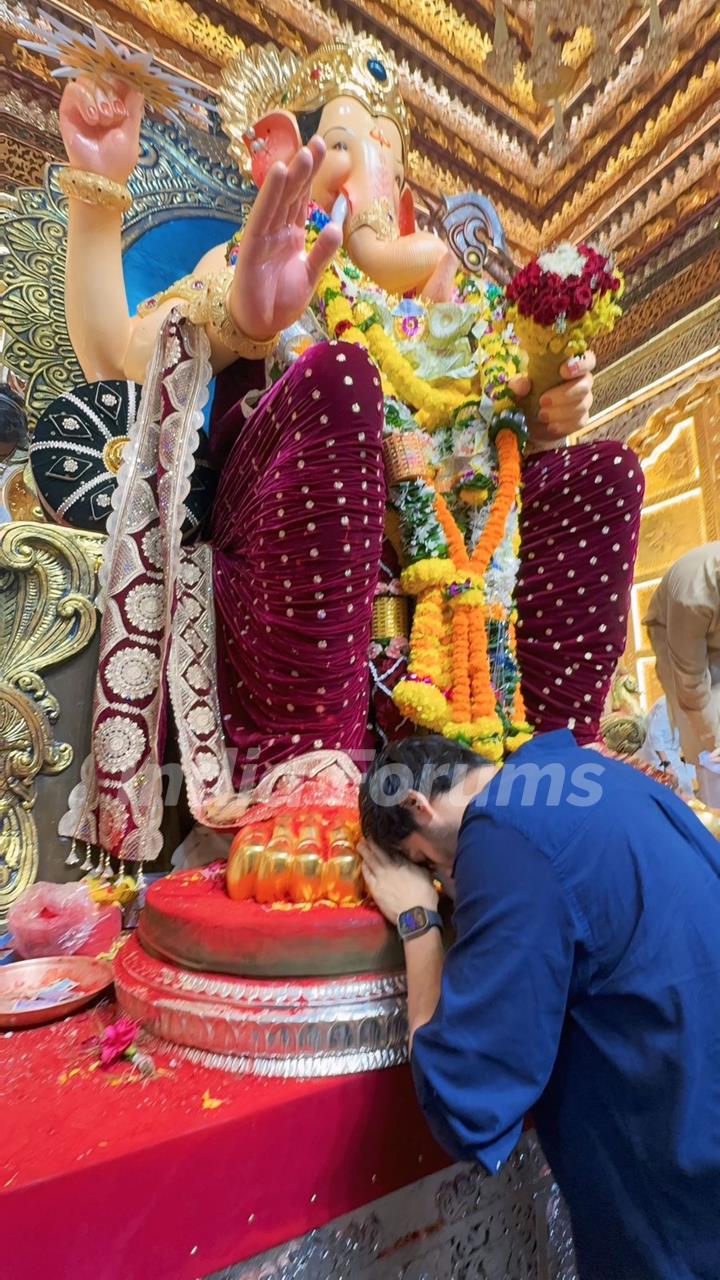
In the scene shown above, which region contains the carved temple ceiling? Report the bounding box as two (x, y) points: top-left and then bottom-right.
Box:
(1, 0), (718, 344)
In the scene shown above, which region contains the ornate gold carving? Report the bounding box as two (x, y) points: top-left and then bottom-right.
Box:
(1, 462), (45, 524)
(413, 109), (532, 206)
(82, 0), (244, 68)
(540, 57), (720, 243)
(57, 166), (133, 214)
(535, 4), (720, 185)
(0, 86), (61, 141)
(594, 255), (720, 373)
(408, 150), (531, 251)
(600, 668), (648, 756)
(0, 170), (83, 425)
(362, 0), (495, 84)
(638, 418), (699, 503)
(0, 523), (103, 922)
(0, 135), (52, 190)
(372, 596), (409, 640)
(20, 0), (239, 84)
(635, 490), (705, 582)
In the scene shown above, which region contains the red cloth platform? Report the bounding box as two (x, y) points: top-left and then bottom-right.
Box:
(0, 1000), (451, 1280)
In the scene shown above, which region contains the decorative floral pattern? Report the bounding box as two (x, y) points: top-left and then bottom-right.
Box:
(95, 715), (146, 775)
(141, 528), (163, 568)
(187, 705), (215, 735)
(125, 583), (164, 634)
(105, 647), (159, 701)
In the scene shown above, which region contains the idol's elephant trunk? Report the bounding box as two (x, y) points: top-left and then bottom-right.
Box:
(331, 135), (449, 295)
(345, 224), (450, 296)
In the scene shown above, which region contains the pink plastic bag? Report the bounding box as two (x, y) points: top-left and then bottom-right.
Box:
(8, 881), (99, 959)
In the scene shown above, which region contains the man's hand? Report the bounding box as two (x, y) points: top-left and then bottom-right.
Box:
(510, 350), (596, 448)
(359, 837), (438, 924)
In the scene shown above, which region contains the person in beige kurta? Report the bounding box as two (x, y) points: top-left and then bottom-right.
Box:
(645, 542), (720, 764)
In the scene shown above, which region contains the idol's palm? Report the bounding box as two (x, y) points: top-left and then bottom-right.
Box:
(230, 138), (342, 342)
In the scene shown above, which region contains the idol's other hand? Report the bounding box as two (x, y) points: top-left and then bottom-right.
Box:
(59, 75), (144, 184)
(510, 350), (596, 448)
(229, 137), (342, 343)
(359, 837), (439, 924)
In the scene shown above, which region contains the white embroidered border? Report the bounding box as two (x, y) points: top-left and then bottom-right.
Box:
(60, 315), (213, 861)
(167, 543), (234, 823)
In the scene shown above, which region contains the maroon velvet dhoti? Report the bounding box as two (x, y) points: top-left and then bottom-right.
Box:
(211, 341), (644, 772)
(516, 440), (645, 742)
(211, 343), (386, 785)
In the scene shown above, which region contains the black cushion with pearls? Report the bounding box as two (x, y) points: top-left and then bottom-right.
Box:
(30, 380), (216, 536)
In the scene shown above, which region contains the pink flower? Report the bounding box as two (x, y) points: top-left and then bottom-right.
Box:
(100, 1016), (138, 1067)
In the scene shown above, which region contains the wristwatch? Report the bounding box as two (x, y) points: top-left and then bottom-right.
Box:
(397, 905), (443, 942)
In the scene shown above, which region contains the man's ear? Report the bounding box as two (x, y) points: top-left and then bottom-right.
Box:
(401, 789), (435, 826)
(245, 110), (302, 187)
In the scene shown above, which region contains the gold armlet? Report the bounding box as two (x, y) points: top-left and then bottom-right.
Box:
(346, 198), (399, 243)
(206, 272), (278, 360)
(372, 595), (409, 640)
(57, 167), (132, 214)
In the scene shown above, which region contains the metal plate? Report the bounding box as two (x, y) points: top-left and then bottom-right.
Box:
(0, 955), (113, 1029)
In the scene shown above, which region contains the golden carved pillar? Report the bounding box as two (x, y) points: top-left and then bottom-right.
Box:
(0, 523), (103, 923)
(622, 378), (720, 710)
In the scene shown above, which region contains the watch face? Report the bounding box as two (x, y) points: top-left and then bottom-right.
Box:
(398, 907), (428, 934)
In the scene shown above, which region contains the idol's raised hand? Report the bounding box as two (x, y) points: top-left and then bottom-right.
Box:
(59, 75), (144, 184)
(229, 138), (343, 343)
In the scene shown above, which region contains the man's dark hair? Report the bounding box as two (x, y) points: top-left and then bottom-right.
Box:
(359, 736), (485, 857)
(0, 384), (28, 453)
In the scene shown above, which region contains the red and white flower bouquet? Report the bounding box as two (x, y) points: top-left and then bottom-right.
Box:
(505, 242), (623, 421)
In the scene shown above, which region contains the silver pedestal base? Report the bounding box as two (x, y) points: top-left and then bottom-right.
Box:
(205, 1133), (577, 1280)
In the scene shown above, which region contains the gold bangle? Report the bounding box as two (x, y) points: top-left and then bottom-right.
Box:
(206, 272), (278, 360)
(347, 197), (399, 243)
(57, 166), (132, 214)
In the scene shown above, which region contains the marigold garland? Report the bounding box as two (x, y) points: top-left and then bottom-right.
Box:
(395, 426), (524, 750)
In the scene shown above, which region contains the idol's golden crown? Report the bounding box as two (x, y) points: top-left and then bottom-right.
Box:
(220, 38), (410, 174)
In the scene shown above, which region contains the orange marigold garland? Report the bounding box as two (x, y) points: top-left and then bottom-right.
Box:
(395, 411), (530, 756)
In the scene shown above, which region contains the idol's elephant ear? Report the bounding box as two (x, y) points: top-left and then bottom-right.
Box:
(0, 115), (254, 429)
(244, 110), (303, 188)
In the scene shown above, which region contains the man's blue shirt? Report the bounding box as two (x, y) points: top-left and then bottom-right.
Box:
(411, 731), (720, 1279)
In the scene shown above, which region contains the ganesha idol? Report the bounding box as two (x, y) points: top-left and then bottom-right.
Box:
(51, 35), (644, 1068)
